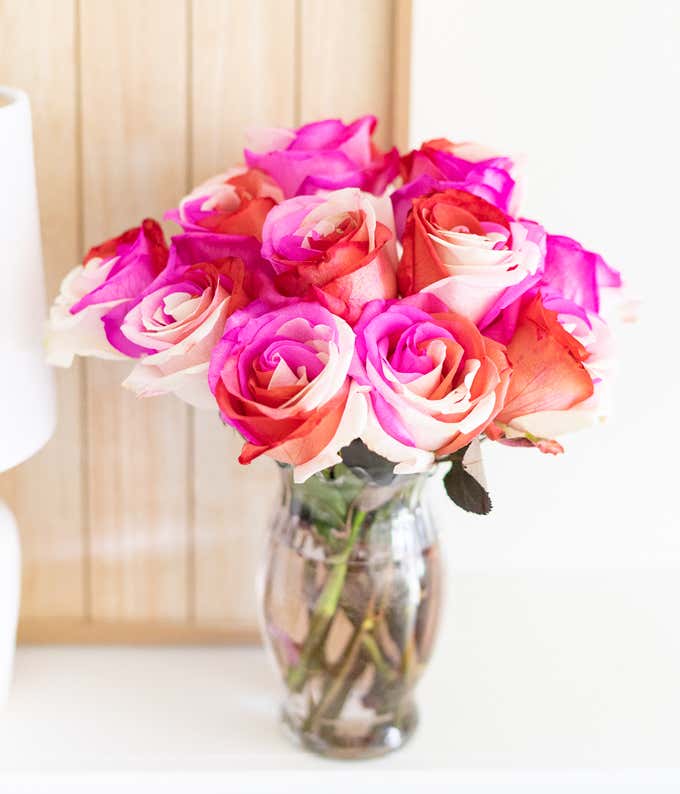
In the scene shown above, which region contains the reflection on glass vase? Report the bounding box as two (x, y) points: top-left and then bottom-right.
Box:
(259, 462), (443, 760)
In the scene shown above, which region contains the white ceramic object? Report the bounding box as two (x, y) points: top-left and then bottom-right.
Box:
(0, 86), (56, 472)
(0, 501), (20, 706)
(0, 87), (55, 705)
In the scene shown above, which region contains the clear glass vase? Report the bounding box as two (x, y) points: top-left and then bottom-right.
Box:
(258, 462), (443, 760)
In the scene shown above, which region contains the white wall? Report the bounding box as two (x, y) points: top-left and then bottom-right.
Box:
(412, 0), (680, 568)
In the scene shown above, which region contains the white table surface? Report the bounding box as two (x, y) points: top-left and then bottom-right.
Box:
(1, 569), (679, 792)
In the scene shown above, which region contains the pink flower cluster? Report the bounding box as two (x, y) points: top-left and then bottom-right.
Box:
(47, 115), (623, 482)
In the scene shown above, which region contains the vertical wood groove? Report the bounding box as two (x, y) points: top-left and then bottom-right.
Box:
(74, 0), (91, 622)
(388, 0), (396, 139)
(294, 0), (302, 126)
(185, 0), (196, 624)
(392, 0), (412, 149)
(185, 0), (195, 190)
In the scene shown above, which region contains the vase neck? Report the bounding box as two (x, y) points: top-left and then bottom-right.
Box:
(279, 465), (431, 508)
(272, 464), (439, 565)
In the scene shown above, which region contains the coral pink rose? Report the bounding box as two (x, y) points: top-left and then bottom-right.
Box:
(208, 301), (367, 482)
(166, 167), (283, 240)
(530, 296), (614, 437)
(118, 235), (265, 409)
(244, 115), (399, 197)
(350, 293), (511, 473)
(261, 188), (397, 324)
(46, 219), (167, 366)
(398, 189), (544, 325)
(487, 293), (597, 452)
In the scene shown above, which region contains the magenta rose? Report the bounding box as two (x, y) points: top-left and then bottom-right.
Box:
(478, 233), (622, 335)
(244, 115), (399, 198)
(541, 234), (622, 315)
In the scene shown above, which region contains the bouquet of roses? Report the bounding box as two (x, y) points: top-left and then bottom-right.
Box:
(47, 115), (622, 514)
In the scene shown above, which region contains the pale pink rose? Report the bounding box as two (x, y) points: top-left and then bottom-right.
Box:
(120, 235), (265, 409)
(46, 221), (167, 366)
(47, 254), (127, 366)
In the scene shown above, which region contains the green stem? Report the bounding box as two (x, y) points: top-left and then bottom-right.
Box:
(361, 634), (397, 682)
(286, 507), (366, 692)
(303, 595), (377, 734)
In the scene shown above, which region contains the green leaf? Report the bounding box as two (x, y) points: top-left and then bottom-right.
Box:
(443, 440), (492, 515)
(292, 468), (364, 539)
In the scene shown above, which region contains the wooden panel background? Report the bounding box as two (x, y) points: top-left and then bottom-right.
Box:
(0, 0), (411, 644)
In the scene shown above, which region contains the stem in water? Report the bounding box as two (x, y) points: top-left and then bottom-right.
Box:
(286, 507), (366, 692)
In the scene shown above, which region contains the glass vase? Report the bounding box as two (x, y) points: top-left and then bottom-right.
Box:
(258, 462), (443, 760)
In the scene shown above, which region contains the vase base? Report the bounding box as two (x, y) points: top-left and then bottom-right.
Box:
(281, 701), (419, 760)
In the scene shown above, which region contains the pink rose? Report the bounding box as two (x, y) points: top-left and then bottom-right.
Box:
(392, 138), (520, 238)
(119, 235), (265, 408)
(484, 292), (613, 450)
(46, 220), (167, 366)
(209, 301), (367, 482)
(244, 115), (399, 198)
(166, 167), (283, 240)
(404, 138), (515, 175)
(261, 188), (397, 324)
(350, 293), (511, 473)
(398, 189), (544, 324)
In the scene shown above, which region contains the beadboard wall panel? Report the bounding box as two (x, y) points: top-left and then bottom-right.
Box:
(299, 0), (395, 147)
(0, 0), (411, 644)
(79, 0), (191, 625)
